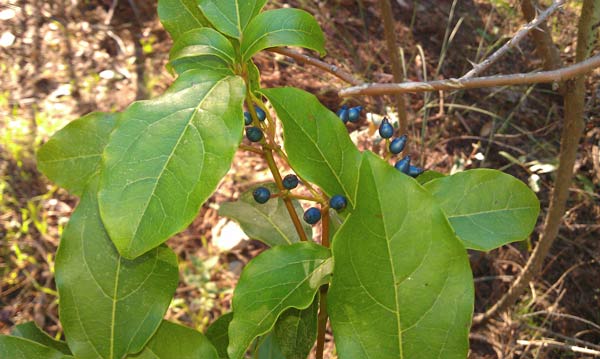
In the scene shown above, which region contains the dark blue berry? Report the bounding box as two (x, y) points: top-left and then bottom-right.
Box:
(282, 174), (299, 189)
(337, 105), (349, 123)
(394, 155), (411, 174)
(329, 195), (347, 212)
(389, 135), (408, 154)
(348, 106), (363, 123)
(244, 111), (252, 125)
(379, 118), (394, 139)
(408, 165), (424, 178)
(255, 106), (266, 121)
(303, 207), (321, 225)
(246, 126), (263, 142)
(253, 186), (271, 204)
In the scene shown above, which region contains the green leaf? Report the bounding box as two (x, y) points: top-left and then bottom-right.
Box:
(424, 169), (540, 251)
(157, 0), (210, 40)
(0, 336), (73, 359)
(328, 152), (473, 359)
(416, 170), (445, 185)
(219, 184), (311, 247)
(197, 0), (267, 39)
(261, 87), (361, 207)
(169, 28), (235, 74)
(56, 180), (179, 359)
(37, 112), (118, 196)
(129, 321), (219, 359)
(11, 322), (71, 355)
(228, 242), (332, 359)
(241, 9), (325, 62)
(256, 334), (285, 359)
(98, 70), (245, 259)
(206, 313), (233, 359)
(273, 296), (318, 359)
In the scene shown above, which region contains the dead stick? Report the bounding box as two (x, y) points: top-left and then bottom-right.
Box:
(339, 53), (600, 97)
(268, 47), (362, 86)
(461, 0), (566, 79)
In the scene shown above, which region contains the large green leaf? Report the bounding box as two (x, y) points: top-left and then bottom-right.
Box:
(129, 321), (219, 359)
(11, 322), (71, 355)
(0, 336), (72, 359)
(197, 0), (267, 39)
(261, 87), (361, 207)
(98, 70), (245, 259)
(37, 112), (118, 196)
(256, 334), (285, 359)
(169, 28), (235, 75)
(56, 180), (179, 359)
(206, 313), (233, 359)
(219, 184), (312, 247)
(416, 170), (445, 185)
(157, 0), (210, 40)
(424, 169), (540, 251)
(241, 9), (325, 62)
(228, 242), (332, 359)
(328, 152), (473, 359)
(273, 296), (318, 359)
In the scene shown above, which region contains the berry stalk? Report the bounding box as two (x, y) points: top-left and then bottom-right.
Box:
(245, 96), (308, 242)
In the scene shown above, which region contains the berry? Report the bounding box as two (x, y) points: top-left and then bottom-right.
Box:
(337, 105), (349, 123)
(389, 135), (408, 154)
(244, 111), (252, 125)
(246, 126), (263, 142)
(329, 195), (347, 212)
(255, 106), (267, 121)
(394, 155), (411, 174)
(348, 106), (362, 123)
(379, 117), (394, 139)
(408, 165), (424, 178)
(282, 174), (299, 189)
(303, 207), (321, 225)
(253, 187), (271, 204)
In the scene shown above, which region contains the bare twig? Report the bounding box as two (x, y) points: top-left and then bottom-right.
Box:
(461, 0), (566, 79)
(516, 339), (600, 356)
(520, 0), (563, 72)
(339, 53), (600, 97)
(473, 0), (596, 326)
(268, 47), (362, 86)
(378, 0), (408, 134)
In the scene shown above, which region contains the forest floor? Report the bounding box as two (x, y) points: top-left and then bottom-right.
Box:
(1, 0), (599, 358)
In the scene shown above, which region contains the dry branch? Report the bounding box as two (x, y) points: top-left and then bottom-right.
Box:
(339, 53), (600, 97)
(461, 0), (566, 79)
(473, 0), (597, 326)
(268, 47), (362, 86)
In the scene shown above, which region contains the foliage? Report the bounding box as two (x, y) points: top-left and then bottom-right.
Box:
(0, 1), (540, 358)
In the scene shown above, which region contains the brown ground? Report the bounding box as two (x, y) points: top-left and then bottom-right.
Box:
(1, 0), (599, 358)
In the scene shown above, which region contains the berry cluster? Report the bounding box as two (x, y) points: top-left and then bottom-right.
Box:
(248, 104), (424, 228)
(244, 106), (267, 142)
(252, 173), (348, 226)
(337, 105), (363, 124)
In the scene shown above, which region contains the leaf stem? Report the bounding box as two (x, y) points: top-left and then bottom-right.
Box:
(316, 207), (331, 359)
(246, 96), (308, 242)
(239, 144), (264, 154)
